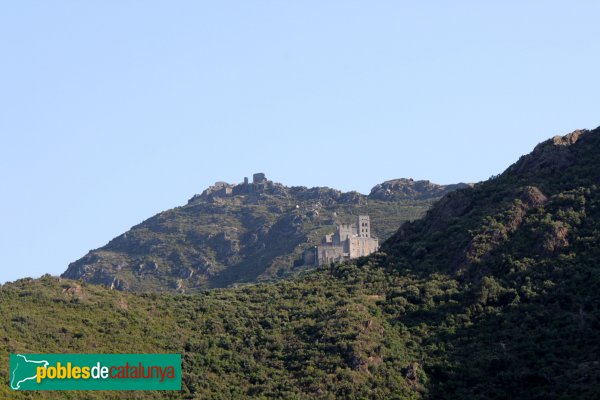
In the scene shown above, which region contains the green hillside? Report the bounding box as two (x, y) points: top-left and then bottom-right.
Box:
(2, 128), (599, 399)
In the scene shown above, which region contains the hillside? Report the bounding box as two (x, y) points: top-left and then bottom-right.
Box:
(62, 175), (468, 292)
(2, 271), (423, 399)
(374, 128), (600, 398)
(2, 127), (599, 399)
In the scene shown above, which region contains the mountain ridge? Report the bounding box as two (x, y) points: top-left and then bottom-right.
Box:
(62, 176), (469, 292)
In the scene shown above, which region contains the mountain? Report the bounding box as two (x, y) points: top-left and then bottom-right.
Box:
(62, 175), (469, 292)
(2, 127), (599, 399)
(383, 129), (600, 274)
(377, 128), (600, 398)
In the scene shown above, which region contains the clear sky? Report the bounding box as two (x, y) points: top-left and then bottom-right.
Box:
(1, 2), (599, 283)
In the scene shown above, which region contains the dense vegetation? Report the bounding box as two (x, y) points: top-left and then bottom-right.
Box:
(2, 128), (599, 399)
(62, 177), (467, 292)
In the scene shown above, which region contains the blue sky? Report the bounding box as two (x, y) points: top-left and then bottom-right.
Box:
(1, 2), (599, 283)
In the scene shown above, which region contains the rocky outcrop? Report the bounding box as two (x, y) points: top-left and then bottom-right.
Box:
(369, 178), (470, 201)
(506, 129), (590, 175)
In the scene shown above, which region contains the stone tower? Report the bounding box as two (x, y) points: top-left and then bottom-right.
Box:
(253, 173), (266, 184)
(356, 215), (370, 238)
